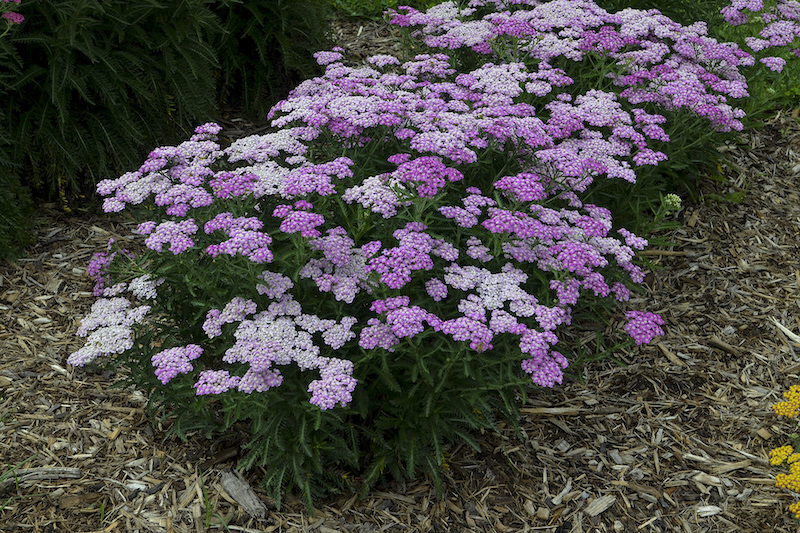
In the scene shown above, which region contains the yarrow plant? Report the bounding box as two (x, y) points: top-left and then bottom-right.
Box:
(69, 0), (796, 509)
(0, 0), (23, 38)
(770, 385), (800, 520)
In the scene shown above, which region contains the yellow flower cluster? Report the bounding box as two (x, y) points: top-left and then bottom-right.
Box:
(776, 463), (800, 492)
(773, 386), (800, 418)
(771, 445), (795, 465)
(791, 502), (800, 521)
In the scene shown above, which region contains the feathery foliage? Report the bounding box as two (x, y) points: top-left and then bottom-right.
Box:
(211, 0), (331, 120)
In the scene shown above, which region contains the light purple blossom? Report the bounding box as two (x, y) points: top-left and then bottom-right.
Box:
(144, 220), (198, 254)
(522, 350), (569, 387)
(194, 370), (241, 395)
(68, 298), (151, 366)
(204, 213), (273, 263)
(425, 278), (449, 301)
(203, 297), (258, 338)
(308, 358), (357, 410)
(273, 202), (326, 238)
(624, 311), (665, 345)
(759, 56), (787, 71)
(256, 271), (294, 300)
(128, 275), (165, 300)
(151, 345), (204, 384)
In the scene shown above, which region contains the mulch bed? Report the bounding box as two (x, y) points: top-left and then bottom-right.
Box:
(3, 17), (800, 533)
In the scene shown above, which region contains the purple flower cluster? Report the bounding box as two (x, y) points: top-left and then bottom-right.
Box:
(204, 213), (273, 263)
(392, 155), (464, 197)
(195, 295), (357, 407)
(151, 344), (204, 384)
(144, 219), (198, 254)
(366, 222), (459, 289)
(624, 311), (666, 345)
(68, 298), (151, 366)
(724, 0), (800, 65)
(203, 297), (258, 338)
(391, 0), (756, 132)
(300, 228), (376, 303)
(273, 201), (326, 238)
(86, 248), (116, 296)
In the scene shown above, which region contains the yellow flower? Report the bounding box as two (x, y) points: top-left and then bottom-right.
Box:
(774, 385), (800, 418)
(771, 445), (794, 466)
(791, 501), (800, 520)
(776, 463), (800, 492)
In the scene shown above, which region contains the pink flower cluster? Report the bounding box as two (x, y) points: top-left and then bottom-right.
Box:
(722, 0), (800, 64)
(390, 0), (755, 132)
(2, 0), (23, 26)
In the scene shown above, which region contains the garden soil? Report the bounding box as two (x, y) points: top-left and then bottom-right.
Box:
(2, 18), (800, 533)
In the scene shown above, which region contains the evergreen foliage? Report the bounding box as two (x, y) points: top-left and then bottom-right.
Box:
(211, 0), (331, 120)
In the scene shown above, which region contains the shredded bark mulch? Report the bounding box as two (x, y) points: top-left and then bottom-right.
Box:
(3, 18), (800, 533)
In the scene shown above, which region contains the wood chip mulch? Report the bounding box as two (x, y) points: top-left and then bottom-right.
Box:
(3, 18), (800, 533)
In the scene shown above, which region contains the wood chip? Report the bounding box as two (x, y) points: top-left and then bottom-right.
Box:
(584, 494), (616, 517)
(219, 470), (268, 521)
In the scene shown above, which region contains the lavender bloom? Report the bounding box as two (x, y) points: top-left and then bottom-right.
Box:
(87, 248), (117, 296)
(151, 344), (204, 384)
(273, 202), (326, 238)
(203, 297), (258, 338)
(342, 174), (408, 218)
(624, 310), (665, 345)
(466, 236), (493, 262)
(301, 229), (374, 302)
(194, 370), (241, 395)
(144, 220), (198, 254)
(214, 302), (358, 403)
(367, 223), (438, 289)
(256, 271), (294, 300)
(68, 298), (151, 366)
(281, 157), (354, 197)
(359, 318), (400, 351)
(522, 350), (569, 387)
(760, 56), (787, 71)
(204, 213), (273, 263)
(209, 171), (258, 199)
(128, 275), (165, 300)
(392, 155), (463, 197)
(238, 368), (284, 393)
(308, 358), (358, 410)
(425, 278), (449, 301)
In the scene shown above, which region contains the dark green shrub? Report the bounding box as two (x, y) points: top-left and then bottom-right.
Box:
(0, 22), (33, 262)
(8, 0), (225, 201)
(0, 169), (35, 262)
(211, 0), (331, 120)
